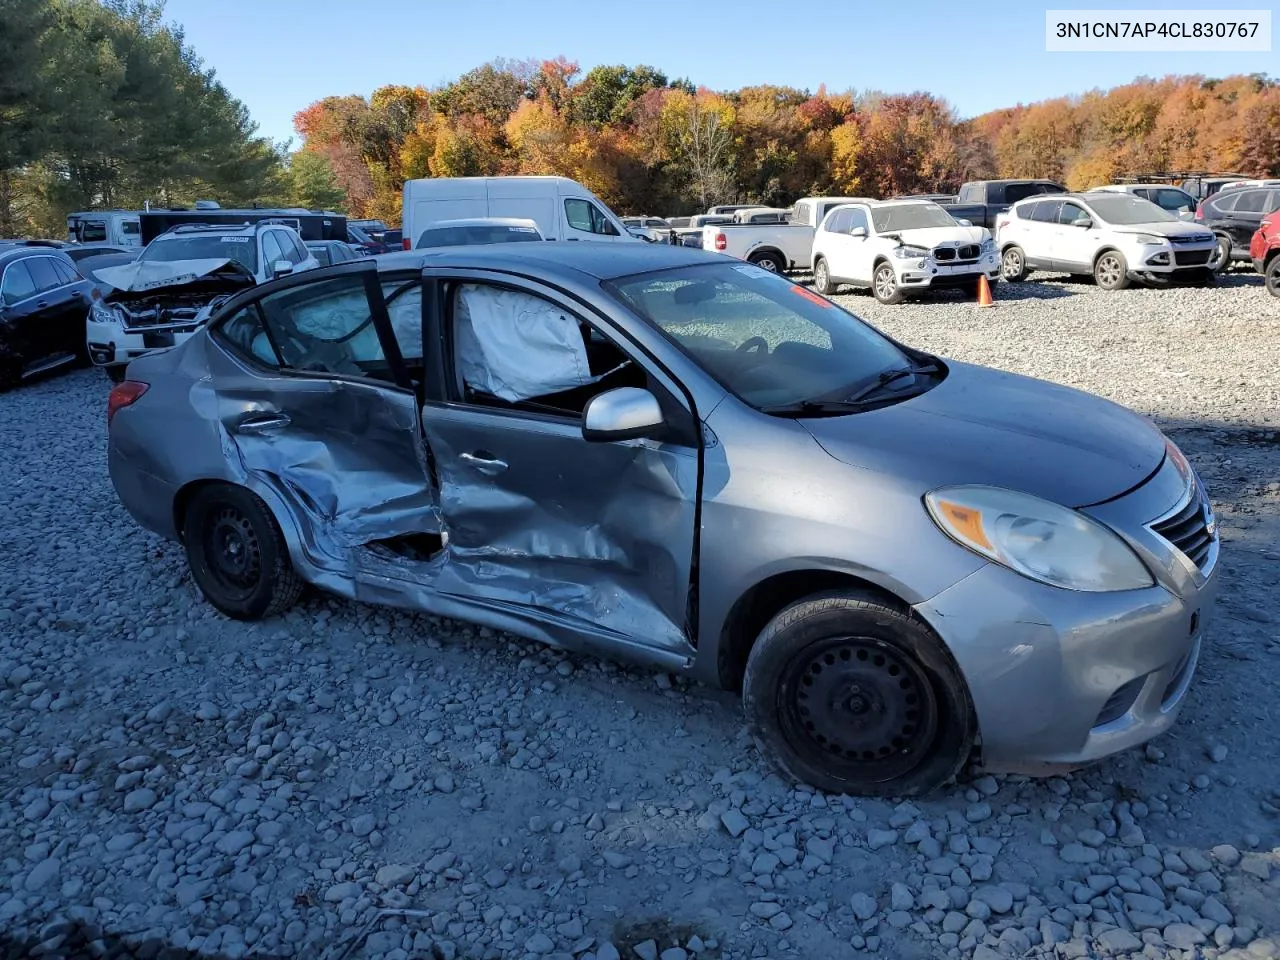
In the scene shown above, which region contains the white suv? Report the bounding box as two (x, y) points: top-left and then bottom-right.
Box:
(996, 193), (1219, 290)
(87, 221), (320, 379)
(811, 199), (999, 304)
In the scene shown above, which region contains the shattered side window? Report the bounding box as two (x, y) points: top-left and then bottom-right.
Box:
(258, 275), (394, 381)
(218, 304), (280, 368)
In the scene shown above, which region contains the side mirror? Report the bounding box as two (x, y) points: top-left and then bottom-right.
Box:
(582, 387), (664, 442)
(956, 218), (973, 227)
(849, 226), (867, 238)
(1074, 217), (1094, 229)
(272, 259), (294, 278)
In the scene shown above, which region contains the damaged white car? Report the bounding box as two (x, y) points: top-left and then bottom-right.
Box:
(86, 220), (319, 381)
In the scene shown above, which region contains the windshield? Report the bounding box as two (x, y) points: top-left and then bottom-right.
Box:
(417, 224), (542, 248)
(871, 203), (958, 232)
(1085, 194), (1175, 224)
(607, 262), (911, 408)
(141, 234), (258, 271)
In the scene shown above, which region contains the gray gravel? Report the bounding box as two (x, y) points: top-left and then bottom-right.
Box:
(1, 273), (1278, 960)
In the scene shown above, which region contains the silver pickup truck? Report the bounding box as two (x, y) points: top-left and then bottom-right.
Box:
(702, 196), (872, 272)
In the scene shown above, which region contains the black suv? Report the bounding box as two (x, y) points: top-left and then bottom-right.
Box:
(0, 242), (95, 390)
(1197, 186), (1280, 269)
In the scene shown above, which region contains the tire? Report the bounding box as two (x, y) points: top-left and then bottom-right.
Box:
(105, 365), (127, 384)
(743, 590), (974, 796)
(813, 257), (836, 295)
(748, 251), (787, 274)
(872, 262), (906, 304)
(1209, 235), (1232, 273)
(0, 355), (22, 393)
(1267, 257), (1280, 299)
(1093, 250), (1130, 290)
(1000, 246), (1028, 282)
(181, 484), (304, 621)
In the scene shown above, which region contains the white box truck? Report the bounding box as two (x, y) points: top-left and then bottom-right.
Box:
(401, 176), (638, 249)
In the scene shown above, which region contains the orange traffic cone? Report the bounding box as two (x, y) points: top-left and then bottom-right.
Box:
(976, 274), (995, 309)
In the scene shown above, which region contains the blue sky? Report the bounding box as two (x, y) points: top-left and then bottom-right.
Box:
(162, 0), (1278, 147)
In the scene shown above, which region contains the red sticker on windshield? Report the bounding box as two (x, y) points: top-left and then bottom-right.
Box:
(790, 285), (832, 307)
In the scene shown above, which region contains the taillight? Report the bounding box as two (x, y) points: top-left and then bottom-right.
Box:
(714, 232), (726, 251)
(107, 380), (148, 427)
(1194, 202), (1204, 220)
(402, 237), (411, 250)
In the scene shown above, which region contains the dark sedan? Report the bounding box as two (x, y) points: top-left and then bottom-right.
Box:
(0, 243), (95, 390)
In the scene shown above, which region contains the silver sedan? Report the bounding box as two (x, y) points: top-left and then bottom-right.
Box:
(106, 244), (1219, 795)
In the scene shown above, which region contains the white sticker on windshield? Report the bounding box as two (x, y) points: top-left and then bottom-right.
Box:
(730, 263), (776, 280)
(220, 236), (252, 243)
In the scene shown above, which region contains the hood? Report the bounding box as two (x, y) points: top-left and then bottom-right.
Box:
(95, 257), (253, 294)
(1112, 219), (1215, 240)
(882, 225), (989, 248)
(803, 362), (1166, 508)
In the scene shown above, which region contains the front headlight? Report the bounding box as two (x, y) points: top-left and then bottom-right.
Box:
(979, 238), (996, 255)
(892, 245), (930, 259)
(1130, 233), (1166, 245)
(925, 485), (1154, 592)
(91, 302), (123, 324)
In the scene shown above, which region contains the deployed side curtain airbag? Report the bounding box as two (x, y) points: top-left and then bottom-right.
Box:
(455, 284), (596, 402)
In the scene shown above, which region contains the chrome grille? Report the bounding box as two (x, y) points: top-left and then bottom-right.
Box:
(933, 247), (956, 262)
(1174, 250), (1211, 266)
(1150, 484), (1216, 571)
(932, 244), (980, 263)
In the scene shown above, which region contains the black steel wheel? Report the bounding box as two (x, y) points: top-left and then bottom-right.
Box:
(182, 484), (303, 620)
(743, 590), (974, 796)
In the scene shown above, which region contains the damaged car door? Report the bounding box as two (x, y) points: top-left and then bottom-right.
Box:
(205, 262), (440, 584)
(417, 269), (701, 666)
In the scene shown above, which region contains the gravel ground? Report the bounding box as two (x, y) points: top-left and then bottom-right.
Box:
(1, 271), (1278, 960)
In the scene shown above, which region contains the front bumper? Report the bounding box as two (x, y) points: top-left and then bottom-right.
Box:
(1127, 242), (1217, 275)
(86, 319), (200, 369)
(896, 253), (1000, 290)
(914, 456), (1219, 772)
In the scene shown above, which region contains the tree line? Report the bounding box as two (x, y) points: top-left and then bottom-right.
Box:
(3, 6), (1278, 238)
(296, 61), (1280, 224)
(0, 0), (337, 238)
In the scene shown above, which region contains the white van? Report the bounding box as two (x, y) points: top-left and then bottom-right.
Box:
(401, 176), (637, 249)
(67, 210), (142, 248)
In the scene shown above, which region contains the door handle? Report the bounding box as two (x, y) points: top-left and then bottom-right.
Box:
(236, 413), (291, 434)
(459, 451), (508, 475)
(36, 300), (48, 308)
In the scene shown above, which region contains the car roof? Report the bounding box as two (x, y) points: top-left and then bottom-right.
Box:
(374, 242), (724, 281)
(0, 244), (74, 265)
(423, 217), (540, 229)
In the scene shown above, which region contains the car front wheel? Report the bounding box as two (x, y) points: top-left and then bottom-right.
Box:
(1209, 235), (1232, 273)
(742, 590), (974, 796)
(1000, 246), (1028, 281)
(872, 263), (906, 304)
(1093, 251), (1130, 290)
(182, 484), (304, 620)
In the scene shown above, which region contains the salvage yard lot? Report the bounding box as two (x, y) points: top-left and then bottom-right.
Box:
(1, 273), (1277, 960)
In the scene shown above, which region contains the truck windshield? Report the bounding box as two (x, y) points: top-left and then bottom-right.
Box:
(607, 262), (911, 409)
(141, 235), (258, 271)
(1084, 195), (1176, 224)
(871, 203), (958, 232)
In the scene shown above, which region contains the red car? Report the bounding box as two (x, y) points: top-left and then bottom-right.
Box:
(1250, 214), (1280, 297)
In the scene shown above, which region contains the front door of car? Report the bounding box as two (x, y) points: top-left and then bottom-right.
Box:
(206, 262), (439, 574)
(416, 268), (700, 660)
(1050, 201), (1096, 270)
(562, 197), (627, 243)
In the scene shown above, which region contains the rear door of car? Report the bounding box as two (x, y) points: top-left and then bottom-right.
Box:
(24, 256), (88, 361)
(414, 265), (701, 664)
(1224, 190), (1279, 252)
(1019, 199), (1063, 268)
(205, 260), (440, 579)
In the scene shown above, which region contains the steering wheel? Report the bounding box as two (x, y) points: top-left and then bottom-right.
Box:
(737, 336), (769, 355)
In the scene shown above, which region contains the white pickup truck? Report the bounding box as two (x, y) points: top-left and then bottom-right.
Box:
(702, 195), (871, 272)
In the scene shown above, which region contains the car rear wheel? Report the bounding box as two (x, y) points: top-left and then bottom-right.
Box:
(0, 355), (22, 393)
(813, 257), (836, 295)
(742, 590), (974, 796)
(748, 251), (787, 273)
(182, 484), (304, 621)
(1000, 246), (1028, 281)
(1209, 235), (1232, 273)
(1093, 251), (1130, 290)
(872, 263), (906, 304)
